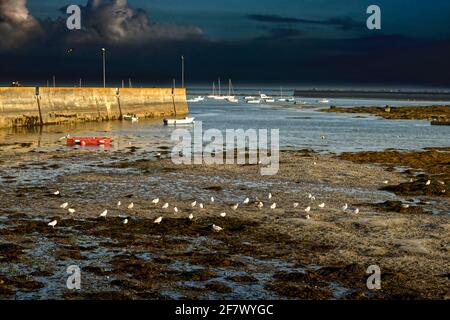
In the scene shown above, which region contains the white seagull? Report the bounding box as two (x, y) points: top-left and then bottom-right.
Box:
(60, 202), (69, 209)
(53, 191), (60, 196)
(353, 208), (360, 214)
(243, 198), (250, 204)
(257, 202), (264, 209)
(342, 203), (348, 212)
(188, 213), (194, 221)
(153, 216), (163, 224)
(212, 224), (223, 232)
(152, 198), (160, 204)
(318, 203), (325, 208)
(270, 203), (277, 210)
(191, 201), (197, 208)
(199, 203), (204, 209)
(210, 197), (215, 203)
(426, 180), (431, 185)
(117, 201), (122, 207)
(220, 212), (227, 217)
(68, 208), (76, 214)
(305, 206), (311, 213)
(231, 203), (239, 211)
(305, 215), (311, 220)
(123, 219), (129, 225)
(268, 193), (272, 200)
(100, 210), (108, 218)
(293, 203), (299, 208)
(162, 203), (169, 209)
(383, 180), (389, 184)
(174, 207), (179, 213)
(128, 203), (134, 209)
(48, 220), (58, 228)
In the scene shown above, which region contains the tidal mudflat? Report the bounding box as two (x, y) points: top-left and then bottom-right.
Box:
(0, 145), (448, 299)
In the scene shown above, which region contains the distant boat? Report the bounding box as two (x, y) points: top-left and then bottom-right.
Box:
(207, 82), (217, 99)
(278, 87), (287, 102)
(244, 96), (256, 100)
(187, 96), (204, 103)
(318, 99), (330, 103)
(225, 79), (237, 102)
(123, 114), (139, 122)
(247, 99), (261, 104)
(264, 99), (275, 103)
(164, 117), (195, 125)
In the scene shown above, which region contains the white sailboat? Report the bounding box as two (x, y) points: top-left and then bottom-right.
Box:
(225, 79), (238, 103)
(278, 87), (287, 102)
(207, 82), (217, 99)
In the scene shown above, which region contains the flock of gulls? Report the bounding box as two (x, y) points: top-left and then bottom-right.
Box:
(47, 190), (360, 232)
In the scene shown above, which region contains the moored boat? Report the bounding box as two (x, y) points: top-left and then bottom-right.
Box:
(164, 117), (195, 125)
(123, 114), (139, 121)
(66, 137), (113, 146)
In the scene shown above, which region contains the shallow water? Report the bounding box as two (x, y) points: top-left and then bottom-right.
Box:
(0, 97), (449, 154)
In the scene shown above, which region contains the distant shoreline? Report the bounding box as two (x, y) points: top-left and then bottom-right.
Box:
(294, 90), (450, 101)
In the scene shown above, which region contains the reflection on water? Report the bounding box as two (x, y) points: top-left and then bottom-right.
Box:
(0, 98), (449, 154)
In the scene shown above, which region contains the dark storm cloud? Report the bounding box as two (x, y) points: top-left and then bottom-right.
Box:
(248, 14), (362, 31)
(0, 0), (204, 51)
(60, 0), (203, 45)
(0, 0), (44, 51)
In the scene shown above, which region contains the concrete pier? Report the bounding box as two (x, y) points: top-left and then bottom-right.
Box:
(0, 87), (188, 129)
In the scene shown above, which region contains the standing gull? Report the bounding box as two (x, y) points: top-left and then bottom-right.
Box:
(153, 216), (163, 224)
(48, 220), (58, 228)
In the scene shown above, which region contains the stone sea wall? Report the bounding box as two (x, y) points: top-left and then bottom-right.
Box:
(0, 87), (188, 128)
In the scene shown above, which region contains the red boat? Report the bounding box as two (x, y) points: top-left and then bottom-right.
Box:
(66, 137), (113, 146)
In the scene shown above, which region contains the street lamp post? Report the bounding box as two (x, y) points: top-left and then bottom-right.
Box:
(101, 48), (106, 88)
(181, 55), (185, 88)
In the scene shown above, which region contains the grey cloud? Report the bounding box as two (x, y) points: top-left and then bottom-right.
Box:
(0, 0), (44, 51)
(0, 0), (204, 51)
(62, 0), (204, 45)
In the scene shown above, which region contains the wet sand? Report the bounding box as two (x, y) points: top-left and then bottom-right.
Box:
(0, 145), (448, 300)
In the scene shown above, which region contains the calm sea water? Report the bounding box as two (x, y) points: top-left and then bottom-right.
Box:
(0, 97), (449, 154)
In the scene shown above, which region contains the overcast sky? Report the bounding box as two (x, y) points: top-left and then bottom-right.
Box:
(1, 0), (450, 88)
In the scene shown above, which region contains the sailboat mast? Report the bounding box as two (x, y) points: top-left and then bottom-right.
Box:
(218, 78), (221, 96)
(228, 79), (231, 97)
(212, 81), (216, 95)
